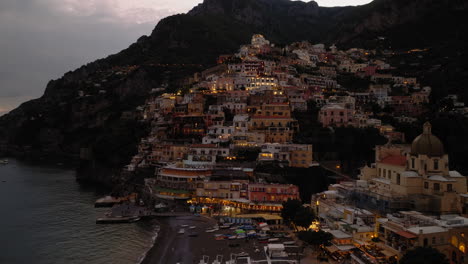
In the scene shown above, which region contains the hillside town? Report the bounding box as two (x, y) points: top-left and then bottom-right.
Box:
(109, 35), (468, 264)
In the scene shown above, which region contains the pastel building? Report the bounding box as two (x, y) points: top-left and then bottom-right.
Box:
(250, 103), (298, 131)
(154, 164), (212, 200)
(258, 143), (314, 168)
(248, 183), (300, 204)
(318, 104), (354, 127)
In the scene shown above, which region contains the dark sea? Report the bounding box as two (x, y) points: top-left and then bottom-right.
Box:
(0, 159), (159, 264)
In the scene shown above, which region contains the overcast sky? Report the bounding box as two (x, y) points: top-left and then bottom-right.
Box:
(0, 0), (372, 115)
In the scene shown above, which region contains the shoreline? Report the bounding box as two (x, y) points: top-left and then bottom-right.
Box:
(140, 215), (219, 264)
(140, 218), (171, 264)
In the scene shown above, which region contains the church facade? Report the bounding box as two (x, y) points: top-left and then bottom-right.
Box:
(359, 122), (467, 215)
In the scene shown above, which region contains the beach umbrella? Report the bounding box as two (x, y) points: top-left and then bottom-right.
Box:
(235, 229), (246, 234)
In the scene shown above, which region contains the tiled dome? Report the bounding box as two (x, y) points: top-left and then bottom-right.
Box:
(410, 122), (444, 156)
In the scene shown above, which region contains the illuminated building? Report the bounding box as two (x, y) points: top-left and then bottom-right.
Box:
(359, 122), (468, 215)
(258, 143), (314, 168)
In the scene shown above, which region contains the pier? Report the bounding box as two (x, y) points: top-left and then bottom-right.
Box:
(96, 203), (191, 224)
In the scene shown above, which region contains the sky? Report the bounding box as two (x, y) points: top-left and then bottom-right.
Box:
(0, 0), (372, 116)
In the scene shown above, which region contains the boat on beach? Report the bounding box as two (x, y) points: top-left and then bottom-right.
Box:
(220, 224), (231, 229)
(0, 159), (8, 165)
(188, 232), (199, 237)
(178, 228), (185, 234)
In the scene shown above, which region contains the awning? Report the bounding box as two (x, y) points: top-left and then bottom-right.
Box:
(353, 240), (368, 246)
(326, 245), (339, 253)
(396, 231), (417, 239)
(381, 249), (397, 257)
(336, 245), (355, 251)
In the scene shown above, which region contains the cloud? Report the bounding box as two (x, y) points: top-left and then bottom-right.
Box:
(0, 0), (202, 115)
(44, 0), (202, 24)
(314, 0), (372, 7)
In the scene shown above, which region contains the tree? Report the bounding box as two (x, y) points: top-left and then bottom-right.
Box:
(293, 206), (316, 230)
(281, 199), (302, 224)
(281, 199), (316, 230)
(233, 147), (261, 161)
(298, 230), (333, 248)
(400, 247), (449, 264)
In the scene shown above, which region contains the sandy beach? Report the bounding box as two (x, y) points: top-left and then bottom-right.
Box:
(141, 215), (276, 264)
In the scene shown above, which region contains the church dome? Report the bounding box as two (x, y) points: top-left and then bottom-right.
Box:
(410, 122), (444, 156)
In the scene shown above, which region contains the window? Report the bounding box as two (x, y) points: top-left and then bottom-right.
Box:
(434, 183), (440, 191)
(460, 243), (466, 254)
(396, 174), (401, 185)
(424, 238), (428, 247)
(424, 182), (429, 189)
(411, 158), (415, 168)
(432, 237), (436, 245)
(447, 184), (453, 192)
(434, 159), (439, 170)
(452, 236), (459, 247)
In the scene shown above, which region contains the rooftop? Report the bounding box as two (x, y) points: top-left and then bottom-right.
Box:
(329, 230), (352, 239)
(427, 175), (455, 182)
(407, 226), (446, 235)
(380, 155), (406, 166)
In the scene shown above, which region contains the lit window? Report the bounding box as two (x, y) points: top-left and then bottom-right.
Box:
(460, 243), (466, 254)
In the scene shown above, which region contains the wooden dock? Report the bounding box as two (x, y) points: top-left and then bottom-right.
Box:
(95, 203), (192, 224)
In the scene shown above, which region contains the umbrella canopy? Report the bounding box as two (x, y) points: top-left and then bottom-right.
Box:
(235, 229), (246, 234)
